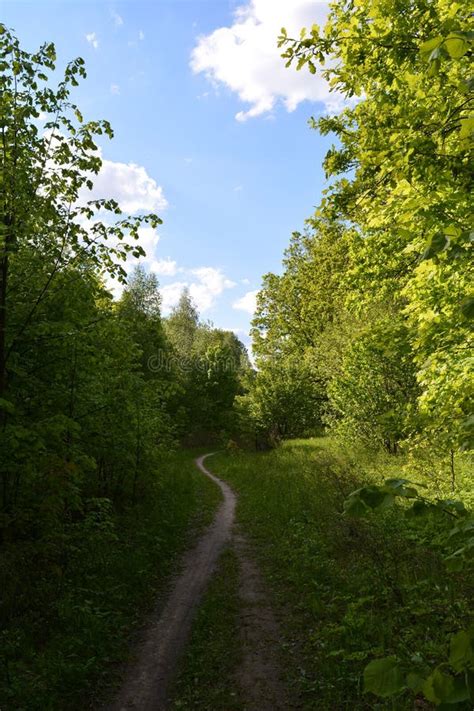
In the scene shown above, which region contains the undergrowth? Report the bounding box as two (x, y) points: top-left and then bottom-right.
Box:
(0, 450), (221, 711)
(211, 438), (473, 709)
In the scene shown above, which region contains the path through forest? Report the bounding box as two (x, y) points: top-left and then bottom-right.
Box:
(108, 453), (289, 710)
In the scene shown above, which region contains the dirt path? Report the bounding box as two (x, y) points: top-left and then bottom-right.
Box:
(233, 531), (291, 710)
(108, 453), (288, 711)
(108, 454), (235, 711)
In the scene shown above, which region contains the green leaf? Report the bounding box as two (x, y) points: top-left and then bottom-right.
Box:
(384, 478), (418, 498)
(460, 116), (474, 140)
(427, 57), (441, 76)
(421, 231), (448, 261)
(423, 668), (454, 703)
(420, 36), (443, 56)
(344, 493), (370, 516)
(444, 33), (469, 60)
(296, 56), (307, 71)
(449, 630), (474, 672)
(444, 675), (471, 703)
(364, 657), (405, 697)
(406, 499), (432, 517)
(360, 486), (384, 508)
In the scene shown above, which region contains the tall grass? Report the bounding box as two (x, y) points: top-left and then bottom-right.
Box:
(211, 439), (473, 709)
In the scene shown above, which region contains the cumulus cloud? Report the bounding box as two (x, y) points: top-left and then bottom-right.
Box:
(190, 0), (340, 121)
(160, 267), (236, 314)
(81, 151), (168, 214)
(111, 9), (123, 27)
(189, 267), (236, 311)
(75, 150), (167, 295)
(233, 289), (258, 314)
(160, 281), (189, 312)
(85, 32), (99, 49)
(150, 258), (178, 276)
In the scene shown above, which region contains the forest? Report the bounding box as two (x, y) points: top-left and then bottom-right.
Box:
(0, 0), (472, 709)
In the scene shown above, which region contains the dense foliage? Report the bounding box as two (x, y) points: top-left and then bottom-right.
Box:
(236, 0), (473, 706)
(245, 0), (472, 459)
(211, 440), (473, 710)
(1, 0), (472, 706)
(0, 26), (246, 708)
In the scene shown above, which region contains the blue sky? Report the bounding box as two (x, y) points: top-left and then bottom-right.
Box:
(4, 0), (335, 350)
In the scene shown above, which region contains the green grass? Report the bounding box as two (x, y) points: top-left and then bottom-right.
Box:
(170, 547), (243, 710)
(209, 438), (473, 710)
(0, 449), (221, 711)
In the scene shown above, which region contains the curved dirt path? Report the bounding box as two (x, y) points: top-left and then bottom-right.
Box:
(108, 453), (236, 711)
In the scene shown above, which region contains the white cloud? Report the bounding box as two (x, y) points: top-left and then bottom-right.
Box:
(76, 152), (167, 290)
(190, 0), (341, 121)
(233, 289), (258, 314)
(189, 267), (236, 311)
(160, 281), (189, 312)
(110, 83), (120, 95)
(81, 151), (168, 214)
(150, 258), (178, 276)
(138, 30), (145, 40)
(85, 32), (99, 49)
(160, 267), (236, 314)
(233, 185), (243, 192)
(45, 134), (166, 217)
(111, 9), (123, 27)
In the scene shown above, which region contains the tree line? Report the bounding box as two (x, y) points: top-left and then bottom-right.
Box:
(239, 0), (472, 472)
(0, 21), (248, 622)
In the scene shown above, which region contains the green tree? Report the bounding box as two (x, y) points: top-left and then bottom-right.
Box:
(165, 288), (199, 358)
(277, 0), (473, 452)
(0, 24), (159, 412)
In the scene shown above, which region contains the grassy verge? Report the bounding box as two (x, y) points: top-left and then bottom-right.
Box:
(210, 438), (473, 710)
(0, 449), (221, 711)
(170, 547), (242, 710)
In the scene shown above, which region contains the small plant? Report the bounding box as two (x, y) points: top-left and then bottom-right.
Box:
(344, 478), (473, 707)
